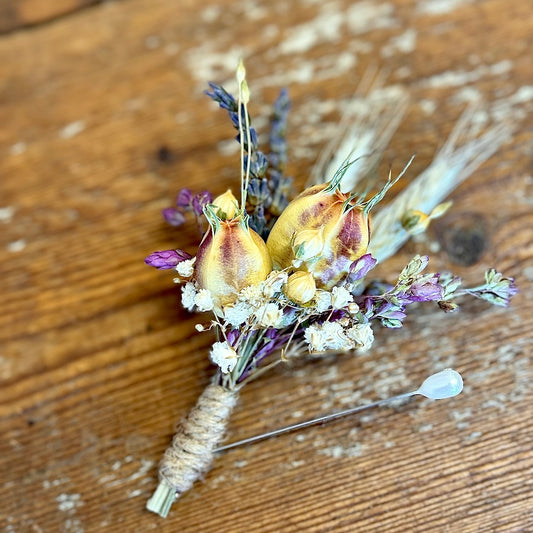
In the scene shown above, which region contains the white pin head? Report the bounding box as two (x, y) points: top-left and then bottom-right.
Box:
(416, 368), (463, 400)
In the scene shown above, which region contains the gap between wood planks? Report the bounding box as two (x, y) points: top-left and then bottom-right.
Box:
(0, 0), (121, 35)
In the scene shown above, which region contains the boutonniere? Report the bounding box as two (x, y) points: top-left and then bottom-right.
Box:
(144, 62), (516, 517)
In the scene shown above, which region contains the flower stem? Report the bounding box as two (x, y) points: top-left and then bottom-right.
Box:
(146, 479), (178, 518)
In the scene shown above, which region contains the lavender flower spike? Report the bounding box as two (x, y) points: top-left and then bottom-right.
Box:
(145, 249), (192, 270)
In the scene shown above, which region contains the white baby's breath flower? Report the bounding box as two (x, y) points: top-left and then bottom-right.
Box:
(262, 270), (289, 298)
(304, 321), (352, 352)
(239, 284), (263, 306)
(210, 341), (239, 373)
(223, 301), (253, 327)
(321, 321), (352, 350)
(314, 290), (332, 313)
(304, 323), (326, 352)
(175, 257), (196, 278)
(255, 302), (283, 328)
(331, 286), (353, 309)
(194, 289), (214, 312)
(181, 282), (197, 311)
(346, 322), (374, 352)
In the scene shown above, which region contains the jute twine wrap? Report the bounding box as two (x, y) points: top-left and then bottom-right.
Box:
(149, 383), (238, 515)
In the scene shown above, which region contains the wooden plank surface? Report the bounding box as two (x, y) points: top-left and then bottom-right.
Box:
(0, 0), (102, 34)
(1, 0), (532, 531)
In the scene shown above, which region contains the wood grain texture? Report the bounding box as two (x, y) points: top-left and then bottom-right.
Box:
(0, 0), (103, 34)
(1, 0), (531, 532)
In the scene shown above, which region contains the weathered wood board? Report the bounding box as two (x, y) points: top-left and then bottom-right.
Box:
(1, 0), (531, 531)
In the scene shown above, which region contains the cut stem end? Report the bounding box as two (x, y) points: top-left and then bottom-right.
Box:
(146, 479), (177, 518)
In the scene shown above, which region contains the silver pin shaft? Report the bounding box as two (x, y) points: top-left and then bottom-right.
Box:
(214, 391), (415, 453)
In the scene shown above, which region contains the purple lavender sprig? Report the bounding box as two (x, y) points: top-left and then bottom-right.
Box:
(206, 83), (294, 238)
(269, 88), (290, 174)
(205, 82), (263, 174)
(263, 89), (293, 220)
(206, 82), (268, 237)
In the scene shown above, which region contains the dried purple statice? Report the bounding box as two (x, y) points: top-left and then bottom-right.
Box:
(161, 207), (186, 227)
(158, 188), (213, 232)
(144, 249), (192, 270)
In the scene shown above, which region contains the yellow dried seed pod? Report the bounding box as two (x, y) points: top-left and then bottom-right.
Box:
(267, 183), (370, 289)
(195, 217), (272, 310)
(292, 227), (325, 261)
(284, 271), (316, 304)
(212, 189), (239, 220)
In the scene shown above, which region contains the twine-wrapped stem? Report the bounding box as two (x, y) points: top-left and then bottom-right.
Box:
(146, 383), (239, 517)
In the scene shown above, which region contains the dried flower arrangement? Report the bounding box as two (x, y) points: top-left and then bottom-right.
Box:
(144, 62), (517, 517)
